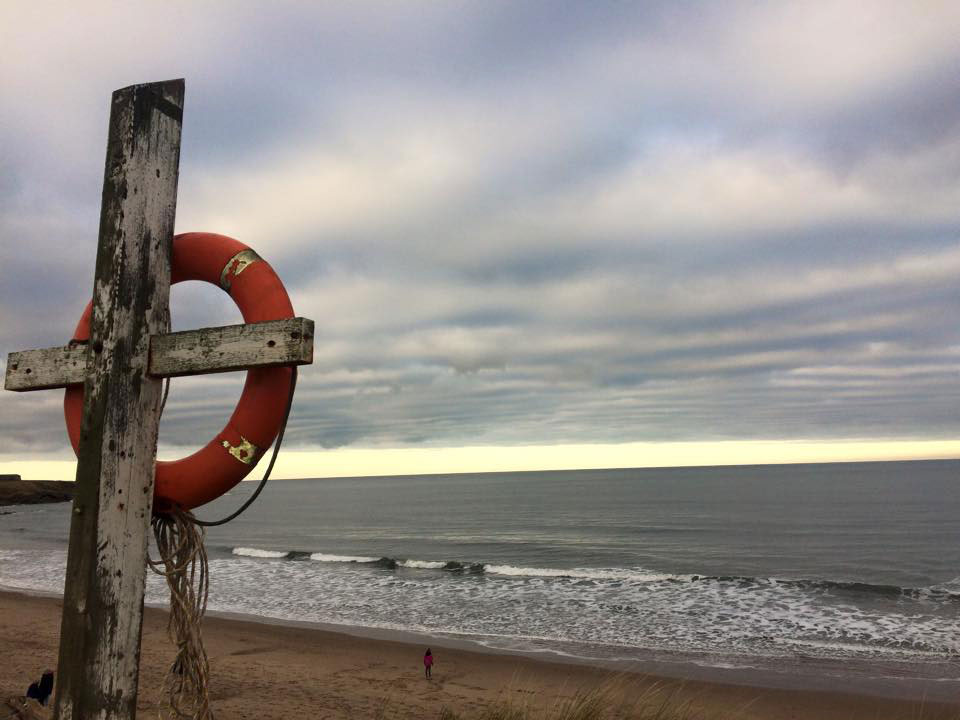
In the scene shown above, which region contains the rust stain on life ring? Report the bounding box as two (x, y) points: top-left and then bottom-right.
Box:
(65, 232), (295, 511)
(221, 436), (260, 465)
(219, 249), (262, 291)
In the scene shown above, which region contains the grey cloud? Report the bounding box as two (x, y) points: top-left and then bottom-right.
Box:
(2, 2), (960, 463)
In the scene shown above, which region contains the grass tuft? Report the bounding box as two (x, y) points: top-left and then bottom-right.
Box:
(378, 677), (960, 720)
(470, 680), (727, 720)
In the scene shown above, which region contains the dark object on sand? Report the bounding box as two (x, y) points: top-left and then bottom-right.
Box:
(25, 671), (54, 706)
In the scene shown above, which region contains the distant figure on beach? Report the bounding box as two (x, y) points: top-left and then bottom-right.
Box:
(26, 669), (54, 706)
(423, 648), (433, 679)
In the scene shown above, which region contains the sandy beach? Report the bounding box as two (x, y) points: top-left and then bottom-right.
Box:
(1, 590), (956, 719)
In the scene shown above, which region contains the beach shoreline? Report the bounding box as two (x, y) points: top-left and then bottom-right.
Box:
(8, 580), (958, 703)
(201, 603), (960, 704)
(2, 589), (957, 719)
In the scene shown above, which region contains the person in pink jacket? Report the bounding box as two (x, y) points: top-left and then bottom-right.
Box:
(423, 648), (434, 679)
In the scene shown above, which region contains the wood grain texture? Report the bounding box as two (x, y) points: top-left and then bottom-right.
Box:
(4, 344), (87, 391)
(54, 80), (184, 720)
(6, 318), (313, 390)
(150, 317), (313, 376)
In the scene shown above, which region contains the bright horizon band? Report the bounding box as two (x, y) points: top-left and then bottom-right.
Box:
(3, 438), (959, 481)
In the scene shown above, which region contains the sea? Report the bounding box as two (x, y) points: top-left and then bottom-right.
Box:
(1, 460), (958, 700)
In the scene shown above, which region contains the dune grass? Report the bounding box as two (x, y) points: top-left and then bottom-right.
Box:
(431, 680), (736, 720)
(377, 679), (960, 720)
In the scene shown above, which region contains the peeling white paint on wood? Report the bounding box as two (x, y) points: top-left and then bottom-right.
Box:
(54, 79), (184, 720)
(5, 318), (314, 391)
(150, 317), (314, 377)
(4, 345), (87, 391)
(8, 79), (315, 720)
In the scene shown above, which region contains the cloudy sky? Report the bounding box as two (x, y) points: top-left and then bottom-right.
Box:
(2, 1), (959, 479)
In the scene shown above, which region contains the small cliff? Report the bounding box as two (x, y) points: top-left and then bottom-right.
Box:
(0, 475), (74, 506)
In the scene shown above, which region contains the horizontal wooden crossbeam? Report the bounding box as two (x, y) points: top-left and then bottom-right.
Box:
(151, 316), (314, 378)
(6, 344), (87, 392)
(5, 317), (314, 392)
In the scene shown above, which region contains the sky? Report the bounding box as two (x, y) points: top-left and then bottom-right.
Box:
(1, 1), (959, 480)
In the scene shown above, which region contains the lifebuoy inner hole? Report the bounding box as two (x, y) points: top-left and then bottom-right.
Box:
(156, 280), (246, 461)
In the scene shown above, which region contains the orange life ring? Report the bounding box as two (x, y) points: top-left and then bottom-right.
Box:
(64, 232), (295, 511)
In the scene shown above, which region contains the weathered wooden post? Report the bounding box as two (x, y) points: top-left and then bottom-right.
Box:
(50, 78), (183, 720)
(4, 80), (313, 719)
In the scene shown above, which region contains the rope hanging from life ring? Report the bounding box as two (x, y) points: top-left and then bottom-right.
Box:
(62, 232), (300, 719)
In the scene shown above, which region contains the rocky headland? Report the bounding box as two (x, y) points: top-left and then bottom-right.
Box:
(0, 475), (74, 507)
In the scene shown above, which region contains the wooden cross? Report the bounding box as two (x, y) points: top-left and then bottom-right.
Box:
(3, 80), (314, 719)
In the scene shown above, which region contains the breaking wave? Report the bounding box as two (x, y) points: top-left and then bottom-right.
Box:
(227, 547), (960, 601)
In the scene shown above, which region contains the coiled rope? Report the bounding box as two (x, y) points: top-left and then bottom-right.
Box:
(148, 507), (211, 720)
(148, 367), (297, 719)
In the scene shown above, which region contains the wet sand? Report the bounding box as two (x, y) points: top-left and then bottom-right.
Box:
(1, 590), (957, 719)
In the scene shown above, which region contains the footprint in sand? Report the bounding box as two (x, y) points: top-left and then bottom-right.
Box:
(228, 644), (282, 656)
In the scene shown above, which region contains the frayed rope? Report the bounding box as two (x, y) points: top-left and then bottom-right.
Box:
(148, 507), (212, 720)
(145, 367), (296, 719)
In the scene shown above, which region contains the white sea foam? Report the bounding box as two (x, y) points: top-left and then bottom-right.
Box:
(232, 547), (287, 558)
(2, 542), (958, 676)
(782, 638), (949, 658)
(400, 560), (448, 569)
(310, 553), (379, 563)
(483, 564), (681, 582)
(200, 552), (960, 669)
(928, 577), (960, 593)
(691, 660), (758, 670)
